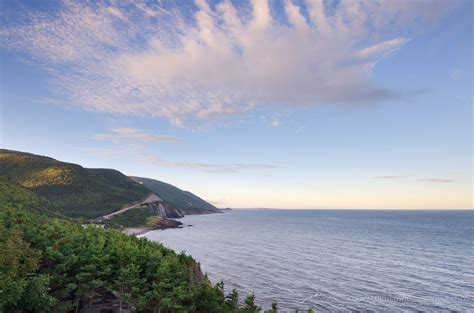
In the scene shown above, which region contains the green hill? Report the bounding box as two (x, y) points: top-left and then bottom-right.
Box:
(130, 176), (219, 215)
(0, 176), (61, 216)
(0, 149), (150, 218)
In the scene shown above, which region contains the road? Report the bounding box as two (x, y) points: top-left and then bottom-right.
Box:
(102, 193), (162, 219)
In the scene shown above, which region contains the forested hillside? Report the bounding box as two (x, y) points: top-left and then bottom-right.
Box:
(0, 176), (60, 216)
(0, 149), (150, 218)
(131, 176), (219, 215)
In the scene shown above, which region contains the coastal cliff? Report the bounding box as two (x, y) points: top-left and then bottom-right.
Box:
(141, 199), (184, 218)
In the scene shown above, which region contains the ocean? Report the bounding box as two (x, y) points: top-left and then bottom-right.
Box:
(144, 209), (473, 312)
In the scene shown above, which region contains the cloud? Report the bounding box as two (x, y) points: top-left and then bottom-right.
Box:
(355, 38), (409, 59)
(373, 176), (455, 183)
(1, 0), (460, 124)
(94, 128), (181, 143)
(81, 143), (277, 173)
(271, 118), (281, 127)
(142, 153), (277, 173)
(418, 178), (454, 183)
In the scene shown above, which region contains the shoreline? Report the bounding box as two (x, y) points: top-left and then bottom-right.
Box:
(123, 217), (184, 236)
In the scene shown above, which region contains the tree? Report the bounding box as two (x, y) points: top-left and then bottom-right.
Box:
(225, 289), (240, 312)
(264, 302), (278, 313)
(241, 293), (261, 313)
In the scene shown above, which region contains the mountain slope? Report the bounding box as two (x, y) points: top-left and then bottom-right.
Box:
(130, 176), (219, 215)
(0, 176), (61, 216)
(0, 149), (150, 218)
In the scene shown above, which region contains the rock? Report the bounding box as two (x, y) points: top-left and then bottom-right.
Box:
(152, 218), (183, 230)
(142, 201), (184, 218)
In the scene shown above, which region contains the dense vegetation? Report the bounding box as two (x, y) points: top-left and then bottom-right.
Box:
(0, 205), (285, 312)
(108, 208), (158, 228)
(131, 177), (219, 214)
(0, 149), (150, 218)
(0, 176), (61, 216)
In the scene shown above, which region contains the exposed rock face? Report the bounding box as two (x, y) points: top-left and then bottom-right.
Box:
(130, 176), (219, 215)
(142, 200), (184, 218)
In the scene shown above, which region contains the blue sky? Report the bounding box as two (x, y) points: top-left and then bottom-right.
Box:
(0, 0), (472, 209)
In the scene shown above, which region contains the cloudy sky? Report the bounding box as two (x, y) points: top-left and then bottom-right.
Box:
(1, 0), (472, 209)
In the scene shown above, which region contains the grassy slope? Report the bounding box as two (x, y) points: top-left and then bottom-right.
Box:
(0, 149), (150, 218)
(131, 176), (219, 215)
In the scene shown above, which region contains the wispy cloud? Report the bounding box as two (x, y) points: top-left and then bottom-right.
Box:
(373, 176), (455, 183)
(94, 128), (181, 143)
(373, 176), (402, 179)
(1, 0), (460, 124)
(271, 118), (281, 127)
(355, 37), (409, 59)
(80, 144), (277, 173)
(418, 178), (454, 183)
(144, 154), (277, 173)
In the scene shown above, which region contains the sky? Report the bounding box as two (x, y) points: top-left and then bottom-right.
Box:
(0, 0), (472, 209)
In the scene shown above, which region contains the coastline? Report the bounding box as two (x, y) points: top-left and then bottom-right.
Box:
(123, 217), (183, 236)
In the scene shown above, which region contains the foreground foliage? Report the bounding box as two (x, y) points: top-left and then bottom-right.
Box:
(0, 206), (272, 312)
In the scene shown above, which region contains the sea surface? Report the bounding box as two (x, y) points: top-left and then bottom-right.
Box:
(144, 209), (474, 312)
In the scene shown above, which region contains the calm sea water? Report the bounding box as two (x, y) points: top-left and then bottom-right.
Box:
(144, 209), (474, 312)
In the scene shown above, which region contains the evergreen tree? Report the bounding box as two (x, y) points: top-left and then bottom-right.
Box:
(241, 293), (261, 313)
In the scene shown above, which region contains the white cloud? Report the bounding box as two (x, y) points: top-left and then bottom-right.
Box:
(80, 144), (277, 173)
(144, 155), (278, 173)
(373, 176), (402, 179)
(418, 178), (454, 183)
(271, 118), (281, 127)
(1, 0), (460, 124)
(94, 128), (181, 143)
(355, 38), (409, 59)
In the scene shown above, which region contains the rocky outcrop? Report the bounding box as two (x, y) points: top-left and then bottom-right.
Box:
(151, 218), (183, 230)
(130, 176), (219, 215)
(123, 218), (183, 236)
(141, 200), (184, 218)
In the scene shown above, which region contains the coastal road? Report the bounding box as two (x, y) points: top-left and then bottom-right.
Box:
(102, 193), (162, 219)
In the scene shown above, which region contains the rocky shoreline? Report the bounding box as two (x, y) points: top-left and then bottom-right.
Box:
(124, 218), (183, 236)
